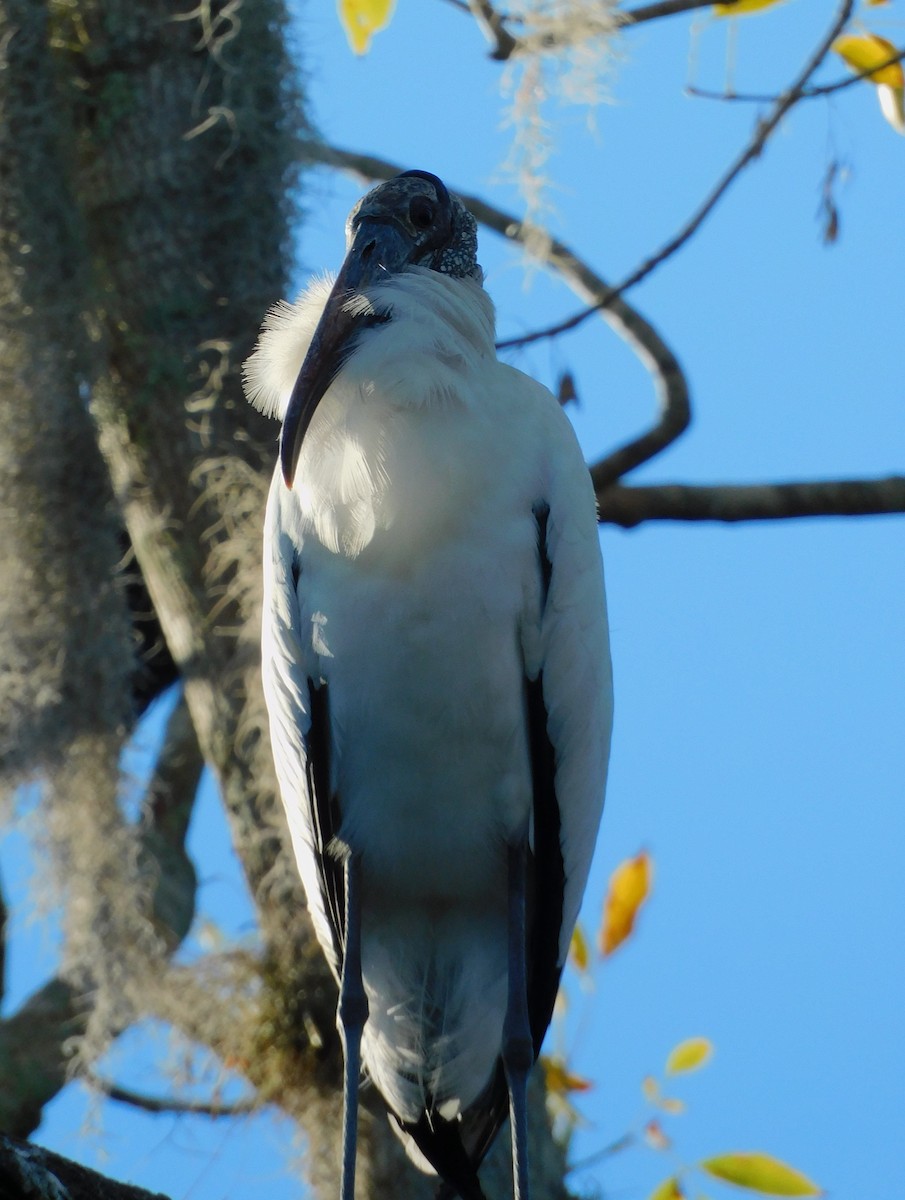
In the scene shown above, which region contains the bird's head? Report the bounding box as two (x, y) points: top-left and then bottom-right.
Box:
(280, 171), (480, 488)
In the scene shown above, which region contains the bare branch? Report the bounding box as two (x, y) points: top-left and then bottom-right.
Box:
(140, 693), (202, 948)
(805, 42), (904, 96)
(462, 201), (691, 482)
(465, 0), (518, 59)
(622, 0), (856, 269)
(687, 44), (905, 103)
(597, 476), (905, 527)
(85, 1072), (258, 1119)
(568, 1130), (636, 1173)
(300, 141), (691, 480)
(498, 0), (857, 349)
(620, 0), (736, 26)
(447, 0), (744, 58)
(0, 977), (86, 1138)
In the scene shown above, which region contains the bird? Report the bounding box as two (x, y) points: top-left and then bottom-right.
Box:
(244, 170), (613, 1200)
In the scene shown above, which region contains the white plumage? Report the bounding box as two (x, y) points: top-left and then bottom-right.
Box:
(246, 172), (613, 1200)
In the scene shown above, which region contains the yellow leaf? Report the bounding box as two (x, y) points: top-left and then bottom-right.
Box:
(540, 1054), (593, 1096)
(569, 922), (590, 972)
(648, 1177), (684, 1200)
(599, 850), (652, 956)
(666, 1037), (714, 1075)
(713, 0), (787, 17)
(701, 1152), (822, 1196)
(337, 0), (395, 55)
(832, 34), (904, 88)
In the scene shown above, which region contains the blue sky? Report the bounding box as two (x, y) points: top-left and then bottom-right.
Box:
(3, 2), (904, 1199)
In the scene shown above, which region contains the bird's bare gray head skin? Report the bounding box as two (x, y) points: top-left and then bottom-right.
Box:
(346, 172), (481, 282)
(280, 171), (481, 488)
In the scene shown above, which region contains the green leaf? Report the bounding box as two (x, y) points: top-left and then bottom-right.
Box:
(700, 1152), (821, 1196)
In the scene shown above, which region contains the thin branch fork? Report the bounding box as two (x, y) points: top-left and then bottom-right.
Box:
(448, 0), (745, 59)
(499, 0), (857, 350)
(687, 44), (905, 103)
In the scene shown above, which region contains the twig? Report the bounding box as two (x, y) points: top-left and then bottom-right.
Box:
(448, 0), (745, 57)
(688, 45), (905, 103)
(465, 0), (518, 59)
(298, 141), (691, 481)
(597, 476), (905, 527)
(620, 0), (736, 27)
(85, 1071), (258, 1118)
(807, 43), (905, 96)
(500, 0), (857, 350)
(568, 1130), (636, 1173)
(457, 203), (690, 482)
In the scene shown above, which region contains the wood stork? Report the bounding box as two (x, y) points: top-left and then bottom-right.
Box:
(244, 171), (613, 1200)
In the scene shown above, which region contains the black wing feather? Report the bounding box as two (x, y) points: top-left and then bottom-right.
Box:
(305, 677), (345, 971)
(526, 500), (566, 1052)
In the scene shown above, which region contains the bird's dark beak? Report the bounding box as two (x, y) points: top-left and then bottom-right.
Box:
(280, 218), (414, 488)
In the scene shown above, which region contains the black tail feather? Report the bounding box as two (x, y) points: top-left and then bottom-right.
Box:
(391, 1110), (488, 1200)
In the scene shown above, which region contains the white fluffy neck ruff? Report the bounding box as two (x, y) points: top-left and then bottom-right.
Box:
(244, 267), (498, 559)
(243, 266), (496, 422)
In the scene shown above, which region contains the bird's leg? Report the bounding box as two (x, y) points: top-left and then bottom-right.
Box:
(339, 851), (368, 1200)
(503, 837), (533, 1200)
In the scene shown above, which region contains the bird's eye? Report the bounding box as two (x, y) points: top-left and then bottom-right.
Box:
(409, 196), (434, 230)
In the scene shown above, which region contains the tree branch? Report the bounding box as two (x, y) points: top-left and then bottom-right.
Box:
(462, 200), (691, 483)
(597, 476), (905, 527)
(465, 0), (518, 59)
(620, 0), (736, 26)
(140, 693), (202, 949)
(85, 1072), (258, 1119)
(0, 978), (85, 1139)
